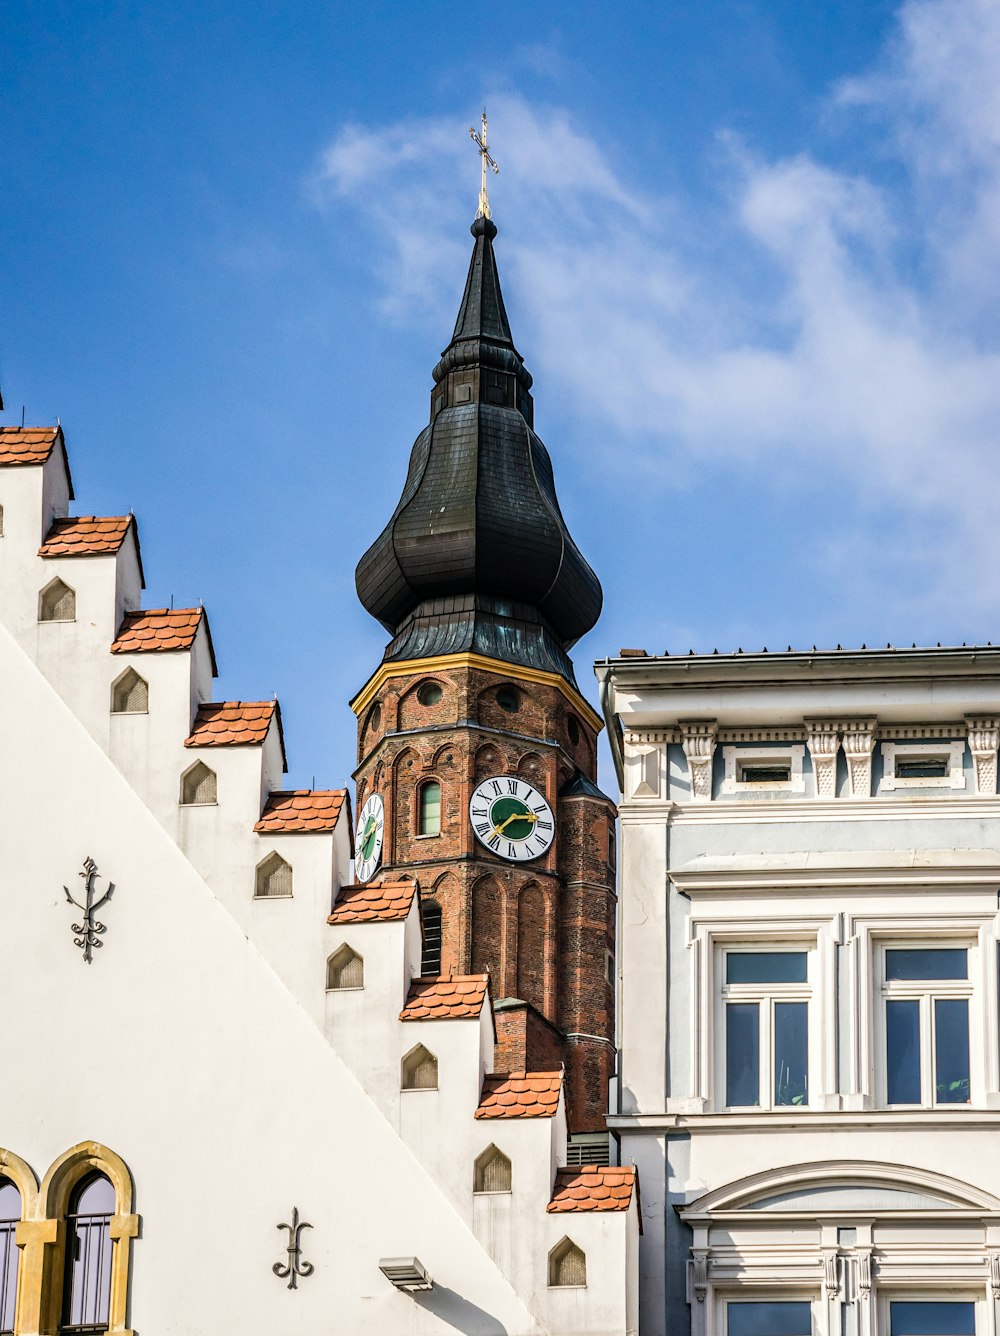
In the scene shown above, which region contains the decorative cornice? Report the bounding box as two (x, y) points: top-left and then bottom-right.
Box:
(719, 727), (807, 743)
(665, 796), (1000, 824)
(669, 850), (1000, 894)
(350, 652), (603, 732)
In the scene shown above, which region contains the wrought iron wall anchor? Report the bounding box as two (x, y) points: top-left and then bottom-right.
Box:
(273, 1207), (313, 1289)
(64, 857), (115, 964)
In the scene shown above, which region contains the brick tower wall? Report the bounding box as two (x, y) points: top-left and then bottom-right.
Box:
(353, 659), (617, 1132)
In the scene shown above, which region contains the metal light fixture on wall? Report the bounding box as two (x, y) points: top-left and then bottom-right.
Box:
(378, 1257), (433, 1292)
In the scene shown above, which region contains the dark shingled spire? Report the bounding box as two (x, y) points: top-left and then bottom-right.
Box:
(355, 216), (602, 685)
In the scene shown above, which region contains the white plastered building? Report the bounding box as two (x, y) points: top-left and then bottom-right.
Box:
(0, 423), (639, 1336)
(597, 646), (1000, 1336)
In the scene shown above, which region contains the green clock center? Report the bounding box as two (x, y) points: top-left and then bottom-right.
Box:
(489, 796), (537, 841)
(360, 817), (378, 860)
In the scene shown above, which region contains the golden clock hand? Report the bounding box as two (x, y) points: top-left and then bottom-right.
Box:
(492, 810), (539, 837)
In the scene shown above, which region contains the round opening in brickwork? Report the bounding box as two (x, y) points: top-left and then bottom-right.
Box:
(567, 715), (581, 746)
(368, 703), (382, 733)
(417, 681), (443, 707)
(496, 685), (521, 713)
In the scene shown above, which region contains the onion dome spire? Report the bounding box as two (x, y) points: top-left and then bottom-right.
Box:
(355, 215), (602, 684)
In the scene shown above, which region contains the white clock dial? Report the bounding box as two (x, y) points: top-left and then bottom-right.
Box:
(469, 775), (555, 862)
(355, 792), (385, 883)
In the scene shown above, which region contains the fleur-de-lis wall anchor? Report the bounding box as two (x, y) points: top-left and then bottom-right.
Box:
(64, 856), (115, 964)
(273, 1207), (313, 1289)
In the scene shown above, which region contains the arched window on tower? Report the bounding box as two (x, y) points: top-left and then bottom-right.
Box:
(0, 1179), (20, 1336)
(62, 1174), (115, 1334)
(418, 780), (441, 836)
(421, 900), (442, 975)
(110, 667), (148, 714)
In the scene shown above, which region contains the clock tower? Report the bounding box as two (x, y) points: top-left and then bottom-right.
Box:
(352, 213), (616, 1135)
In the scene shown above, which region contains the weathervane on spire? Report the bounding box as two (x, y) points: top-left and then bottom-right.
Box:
(468, 110), (499, 220)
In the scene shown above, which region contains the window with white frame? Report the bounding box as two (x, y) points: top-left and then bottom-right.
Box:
(721, 948), (811, 1108)
(886, 1299), (976, 1336)
(880, 741), (965, 791)
(721, 746), (806, 796)
(724, 1298), (814, 1336)
(880, 945), (972, 1106)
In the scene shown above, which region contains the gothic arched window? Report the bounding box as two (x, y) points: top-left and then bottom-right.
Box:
(401, 1044), (438, 1090)
(421, 900), (442, 975)
(418, 780), (441, 836)
(548, 1236), (587, 1287)
(327, 944), (364, 990)
(39, 578), (76, 623)
(473, 1145), (512, 1194)
(110, 667), (148, 714)
(180, 761), (217, 806)
(255, 852), (293, 899)
(62, 1174), (115, 1333)
(0, 1179), (20, 1335)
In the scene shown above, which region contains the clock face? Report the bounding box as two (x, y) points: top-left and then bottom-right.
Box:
(469, 775), (555, 862)
(355, 792), (385, 883)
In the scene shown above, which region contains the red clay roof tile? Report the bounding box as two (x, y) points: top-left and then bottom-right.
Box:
(475, 1071), (563, 1119)
(0, 426), (61, 465)
(185, 700), (277, 748)
(327, 878), (417, 924)
(39, 515), (133, 557)
(112, 608), (204, 653)
(400, 975), (490, 1021)
(256, 789), (349, 834)
(547, 1166), (637, 1214)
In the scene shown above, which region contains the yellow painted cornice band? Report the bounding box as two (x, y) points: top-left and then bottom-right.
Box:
(351, 652), (604, 733)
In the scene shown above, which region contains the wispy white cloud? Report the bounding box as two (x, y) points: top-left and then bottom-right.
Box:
(313, 0), (1000, 622)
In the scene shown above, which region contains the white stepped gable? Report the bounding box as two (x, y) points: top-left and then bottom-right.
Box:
(0, 424), (639, 1335)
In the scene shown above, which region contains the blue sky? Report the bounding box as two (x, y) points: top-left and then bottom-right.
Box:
(4, 1), (1000, 793)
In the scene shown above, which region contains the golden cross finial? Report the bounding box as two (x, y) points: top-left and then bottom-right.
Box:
(468, 109), (499, 220)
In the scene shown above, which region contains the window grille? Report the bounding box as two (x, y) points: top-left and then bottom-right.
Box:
(39, 578), (75, 622)
(111, 668), (148, 714)
(566, 1133), (611, 1168)
(549, 1238), (587, 1287)
(327, 946), (364, 990)
(0, 1180), (20, 1336)
(474, 1146), (512, 1193)
(255, 853), (292, 898)
(419, 781), (441, 836)
(401, 1045), (438, 1090)
(61, 1174), (115, 1334)
(181, 762), (217, 805)
(421, 900), (442, 975)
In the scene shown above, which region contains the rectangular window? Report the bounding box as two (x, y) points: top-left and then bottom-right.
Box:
(739, 763), (792, 784)
(728, 1301), (812, 1336)
(722, 949), (810, 1109)
(882, 944), (972, 1106)
(896, 757), (949, 779)
(890, 1302), (975, 1336)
